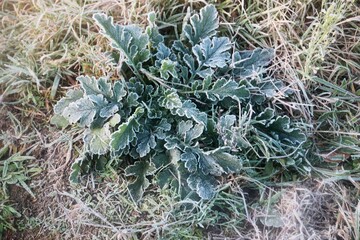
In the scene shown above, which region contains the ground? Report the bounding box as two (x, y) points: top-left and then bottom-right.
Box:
(0, 0), (359, 239)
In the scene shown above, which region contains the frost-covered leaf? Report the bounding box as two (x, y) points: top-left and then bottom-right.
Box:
(69, 157), (82, 184)
(99, 103), (119, 118)
(110, 107), (144, 152)
(84, 123), (111, 155)
(254, 108), (275, 124)
(154, 118), (172, 139)
(164, 137), (181, 150)
(94, 13), (150, 69)
(159, 89), (182, 110)
(78, 76), (112, 98)
(156, 43), (172, 60)
(253, 108), (306, 145)
(183, 54), (196, 76)
(232, 48), (274, 78)
(218, 115), (237, 141)
(125, 160), (155, 202)
(113, 81), (127, 102)
(176, 120), (204, 143)
(193, 37), (231, 68)
(266, 116), (306, 145)
(187, 172), (216, 199)
(136, 130), (156, 157)
(260, 209), (284, 228)
(184, 5), (219, 45)
(54, 89), (83, 114)
(159, 59), (177, 80)
(146, 12), (164, 47)
(125, 92), (139, 107)
(62, 97), (98, 127)
(206, 148), (242, 173)
(152, 152), (173, 188)
(199, 78), (250, 101)
(153, 150), (192, 198)
(177, 120), (193, 136)
(181, 149), (197, 172)
(172, 40), (191, 55)
(109, 113), (121, 127)
(186, 147), (241, 176)
(50, 114), (69, 129)
(185, 123), (204, 143)
(172, 100), (207, 126)
(69, 155), (93, 184)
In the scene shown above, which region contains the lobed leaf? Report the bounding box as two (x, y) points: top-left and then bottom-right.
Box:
(172, 100), (207, 126)
(199, 78), (250, 102)
(193, 37), (231, 69)
(232, 48), (274, 78)
(93, 13), (150, 69)
(125, 160), (155, 202)
(159, 89), (182, 110)
(54, 89), (83, 115)
(83, 123), (111, 155)
(110, 107), (144, 152)
(136, 130), (157, 157)
(62, 97), (98, 127)
(183, 5), (219, 45)
(187, 172), (216, 200)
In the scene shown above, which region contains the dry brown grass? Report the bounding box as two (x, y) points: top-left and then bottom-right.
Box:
(1, 0), (359, 239)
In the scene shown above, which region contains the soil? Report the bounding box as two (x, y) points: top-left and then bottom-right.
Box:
(0, 107), (69, 239)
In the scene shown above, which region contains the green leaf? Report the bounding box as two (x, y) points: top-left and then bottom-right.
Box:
(113, 81), (127, 102)
(184, 123), (204, 144)
(50, 114), (69, 129)
(93, 13), (150, 69)
(200, 78), (250, 101)
(54, 89), (83, 114)
(77, 76), (112, 98)
(125, 160), (155, 202)
(125, 92), (139, 107)
(109, 113), (121, 127)
(83, 123), (111, 155)
(159, 89), (182, 110)
(110, 107), (144, 152)
(218, 115), (236, 143)
(146, 11), (164, 47)
(232, 48), (274, 78)
(159, 59), (178, 80)
(181, 149), (197, 172)
(184, 5), (219, 45)
(193, 37), (231, 69)
(187, 172), (216, 199)
(62, 97), (97, 127)
(172, 100), (207, 126)
(136, 130), (156, 157)
(187, 147), (242, 176)
(206, 148), (242, 173)
(266, 116), (306, 145)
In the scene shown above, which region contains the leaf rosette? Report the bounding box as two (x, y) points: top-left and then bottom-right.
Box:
(54, 5), (307, 202)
